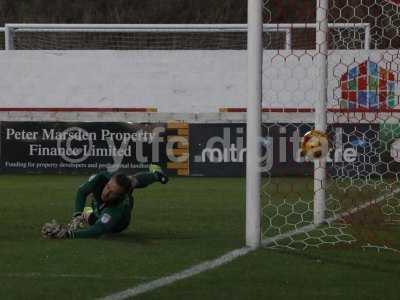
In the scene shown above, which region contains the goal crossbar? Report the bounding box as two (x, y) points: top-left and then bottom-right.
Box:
(4, 23), (371, 50)
(5, 23), (371, 31)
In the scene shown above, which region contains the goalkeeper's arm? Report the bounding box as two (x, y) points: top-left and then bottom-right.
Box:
(73, 174), (101, 216)
(128, 169), (168, 190)
(68, 221), (108, 239)
(67, 211), (115, 239)
(42, 216), (110, 239)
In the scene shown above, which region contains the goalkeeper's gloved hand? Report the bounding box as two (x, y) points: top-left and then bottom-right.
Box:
(68, 214), (86, 231)
(41, 220), (59, 238)
(69, 207), (94, 229)
(41, 220), (72, 239)
(149, 164), (169, 184)
(55, 225), (72, 239)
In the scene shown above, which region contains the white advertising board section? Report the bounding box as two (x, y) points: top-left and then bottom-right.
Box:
(0, 50), (398, 113)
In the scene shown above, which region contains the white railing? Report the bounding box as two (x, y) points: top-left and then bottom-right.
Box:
(3, 23), (371, 50)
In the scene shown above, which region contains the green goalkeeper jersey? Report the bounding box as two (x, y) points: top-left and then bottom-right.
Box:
(71, 171), (157, 239)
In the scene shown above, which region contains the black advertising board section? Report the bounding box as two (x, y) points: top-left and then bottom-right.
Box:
(189, 123), (315, 176)
(188, 124), (245, 176)
(0, 122), (168, 173)
(188, 122), (392, 177)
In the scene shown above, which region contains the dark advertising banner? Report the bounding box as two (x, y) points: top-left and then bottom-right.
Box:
(1, 122), (399, 177)
(189, 123), (314, 176)
(0, 122), (168, 173)
(189, 123), (399, 177)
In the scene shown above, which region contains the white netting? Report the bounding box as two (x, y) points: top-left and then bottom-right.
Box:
(262, 0), (400, 252)
(7, 26), (302, 50)
(10, 31), (248, 50)
(0, 30), (4, 49)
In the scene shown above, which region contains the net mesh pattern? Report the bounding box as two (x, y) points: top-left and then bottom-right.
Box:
(261, 0), (400, 252)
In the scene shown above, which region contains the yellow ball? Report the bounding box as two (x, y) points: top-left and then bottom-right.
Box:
(300, 130), (329, 160)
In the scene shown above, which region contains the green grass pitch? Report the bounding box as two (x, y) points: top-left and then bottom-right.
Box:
(0, 175), (399, 300)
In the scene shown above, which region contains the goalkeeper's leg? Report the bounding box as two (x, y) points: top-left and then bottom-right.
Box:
(133, 164), (169, 188)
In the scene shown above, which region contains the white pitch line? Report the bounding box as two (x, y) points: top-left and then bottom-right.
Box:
(97, 247), (254, 300)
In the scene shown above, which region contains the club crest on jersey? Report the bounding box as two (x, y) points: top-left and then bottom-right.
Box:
(101, 213), (111, 224)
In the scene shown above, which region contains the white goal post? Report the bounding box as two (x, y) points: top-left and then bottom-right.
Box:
(246, 0), (263, 248)
(246, 0), (361, 247)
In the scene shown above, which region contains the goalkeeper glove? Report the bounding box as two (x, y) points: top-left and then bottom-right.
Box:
(55, 226), (72, 239)
(69, 206), (93, 229)
(68, 215), (84, 231)
(41, 220), (73, 239)
(149, 164), (169, 184)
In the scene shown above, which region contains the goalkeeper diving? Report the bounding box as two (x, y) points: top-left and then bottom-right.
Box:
(41, 164), (168, 239)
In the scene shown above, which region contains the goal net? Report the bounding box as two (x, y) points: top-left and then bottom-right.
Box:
(261, 0), (400, 252)
(5, 24), (295, 50)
